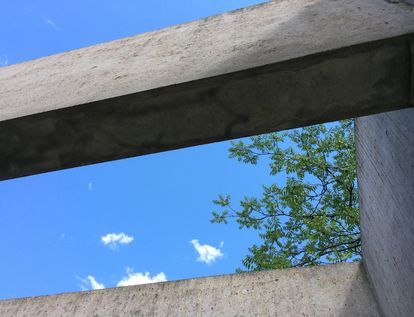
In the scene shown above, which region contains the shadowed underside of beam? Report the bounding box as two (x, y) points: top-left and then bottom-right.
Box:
(0, 263), (380, 317)
(0, 0), (413, 180)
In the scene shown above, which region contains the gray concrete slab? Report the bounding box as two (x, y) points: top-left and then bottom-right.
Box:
(0, 263), (380, 317)
(0, 0), (413, 180)
(1, 0), (413, 122)
(356, 108), (414, 317)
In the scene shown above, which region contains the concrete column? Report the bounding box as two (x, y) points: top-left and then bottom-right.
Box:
(356, 108), (414, 317)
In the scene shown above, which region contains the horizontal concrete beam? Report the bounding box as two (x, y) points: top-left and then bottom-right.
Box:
(0, 263), (380, 317)
(0, 0), (413, 180)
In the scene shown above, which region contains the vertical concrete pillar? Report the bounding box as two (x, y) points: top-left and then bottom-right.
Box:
(356, 108), (414, 317)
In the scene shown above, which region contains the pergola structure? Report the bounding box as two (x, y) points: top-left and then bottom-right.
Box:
(0, 0), (413, 316)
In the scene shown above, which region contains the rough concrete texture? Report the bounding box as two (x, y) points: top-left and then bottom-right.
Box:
(0, 35), (411, 181)
(0, 0), (413, 122)
(356, 108), (414, 317)
(0, 0), (413, 180)
(0, 263), (380, 317)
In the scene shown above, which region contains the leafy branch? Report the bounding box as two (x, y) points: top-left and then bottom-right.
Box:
(211, 120), (360, 270)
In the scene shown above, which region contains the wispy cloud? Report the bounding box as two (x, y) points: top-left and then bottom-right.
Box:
(78, 275), (105, 290)
(88, 276), (105, 290)
(78, 268), (166, 291)
(0, 54), (8, 67)
(101, 232), (134, 250)
(190, 239), (224, 264)
(117, 267), (167, 287)
(88, 182), (93, 191)
(45, 18), (59, 30)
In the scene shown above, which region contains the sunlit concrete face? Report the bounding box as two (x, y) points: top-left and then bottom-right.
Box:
(0, 263), (380, 317)
(1, 0), (413, 122)
(0, 0), (413, 180)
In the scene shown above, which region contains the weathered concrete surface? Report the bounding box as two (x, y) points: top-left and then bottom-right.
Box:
(1, 0), (413, 122)
(356, 108), (414, 317)
(0, 263), (379, 317)
(0, 0), (413, 180)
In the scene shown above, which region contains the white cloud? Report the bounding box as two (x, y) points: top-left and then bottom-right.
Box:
(88, 275), (105, 290)
(190, 239), (224, 264)
(117, 267), (167, 287)
(88, 182), (93, 191)
(78, 275), (105, 290)
(45, 18), (59, 30)
(0, 54), (8, 67)
(101, 232), (134, 249)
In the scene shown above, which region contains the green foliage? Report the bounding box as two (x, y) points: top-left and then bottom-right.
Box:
(211, 120), (360, 271)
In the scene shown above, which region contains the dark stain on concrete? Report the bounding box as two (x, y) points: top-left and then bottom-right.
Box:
(0, 35), (412, 181)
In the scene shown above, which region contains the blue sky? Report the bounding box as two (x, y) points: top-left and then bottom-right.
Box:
(0, 0), (273, 300)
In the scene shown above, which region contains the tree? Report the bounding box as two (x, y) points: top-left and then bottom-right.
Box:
(211, 120), (360, 271)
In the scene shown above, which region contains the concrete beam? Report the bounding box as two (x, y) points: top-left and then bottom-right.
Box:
(356, 108), (414, 317)
(0, 0), (413, 180)
(0, 263), (380, 317)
